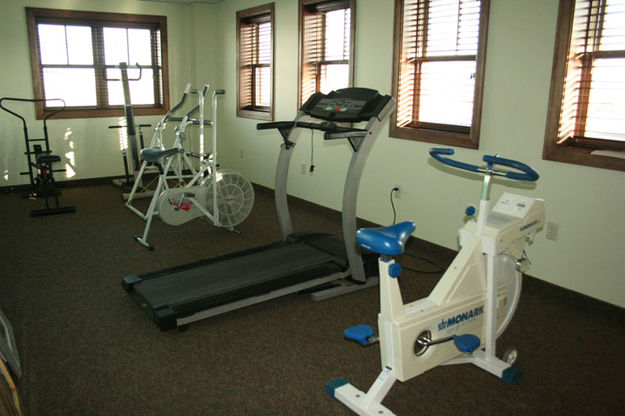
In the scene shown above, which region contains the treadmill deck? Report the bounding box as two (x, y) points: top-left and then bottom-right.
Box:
(123, 239), (346, 330)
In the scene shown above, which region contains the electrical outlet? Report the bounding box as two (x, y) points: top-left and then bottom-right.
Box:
(393, 185), (401, 199)
(239, 148), (244, 159)
(301, 162), (307, 175)
(546, 222), (559, 241)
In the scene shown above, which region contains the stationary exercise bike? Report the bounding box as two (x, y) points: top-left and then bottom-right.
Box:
(133, 85), (254, 250)
(327, 148), (545, 416)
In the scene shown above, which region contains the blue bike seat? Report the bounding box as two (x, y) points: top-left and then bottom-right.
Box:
(356, 221), (416, 255)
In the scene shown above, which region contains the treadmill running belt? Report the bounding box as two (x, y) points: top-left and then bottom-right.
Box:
(134, 242), (337, 311)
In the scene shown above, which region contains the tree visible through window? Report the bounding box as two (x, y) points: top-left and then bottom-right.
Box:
(544, 0), (625, 171)
(26, 8), (169, 119)
(299, 0), (355, 107)
(237, 3), (274, 120)
(390, 0), (489, 148)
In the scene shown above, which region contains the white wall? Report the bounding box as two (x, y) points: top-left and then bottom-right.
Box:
(209, 0), (625, 309)
(1, 0), (623, 309)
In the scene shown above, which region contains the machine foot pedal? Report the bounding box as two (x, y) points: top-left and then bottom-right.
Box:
(344, 325), (377, 346)
(454, 334), (481, 353)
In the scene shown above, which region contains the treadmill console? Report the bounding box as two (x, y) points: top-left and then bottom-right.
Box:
(301, 88), (392, 123)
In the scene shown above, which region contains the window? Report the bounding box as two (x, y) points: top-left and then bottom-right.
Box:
(237, 3), (274, 120)
(390, 0), (489, 148)
(544, 0), (625, 171)
(26, 7), (169, 119)
(298, 0), (355, 107)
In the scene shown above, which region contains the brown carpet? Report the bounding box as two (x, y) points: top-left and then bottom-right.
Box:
(0, 184), (623, 415)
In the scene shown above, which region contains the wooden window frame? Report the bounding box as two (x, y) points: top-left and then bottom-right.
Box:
(236, 3), (275, 121)
(26, 7), (169, 120)
(297, 0), (356, 108)
(543, 0), (625, 171)
(389, 0), (490, 149)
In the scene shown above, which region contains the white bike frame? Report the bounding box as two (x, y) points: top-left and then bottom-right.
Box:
(329, 154), (545, 416)
(133, 86), (232, 250)
(124, 83), (199, 208)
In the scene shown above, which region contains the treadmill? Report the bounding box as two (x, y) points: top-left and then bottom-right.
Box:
(122, 87), (396, 330)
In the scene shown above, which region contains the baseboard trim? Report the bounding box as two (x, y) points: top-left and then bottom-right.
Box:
(254, 183), (625, 316)
(0, 175), (131, 194)
(3, 179), (622, 316)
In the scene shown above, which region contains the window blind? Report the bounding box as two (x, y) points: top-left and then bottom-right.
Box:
(300, 0), (351, 105)
(239, 14), (272, 111)
(36, 20), (163, 109)
(396, 0), (481, 129)
(559, 0), (625, 143)
(239, 20), (256, 110)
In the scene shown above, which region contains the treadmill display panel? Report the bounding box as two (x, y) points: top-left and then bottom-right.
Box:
(310, 98), (367, 120)
(301, 88), (392, 123)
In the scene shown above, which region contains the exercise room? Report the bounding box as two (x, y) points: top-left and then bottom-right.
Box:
(0, 0), (623, 414)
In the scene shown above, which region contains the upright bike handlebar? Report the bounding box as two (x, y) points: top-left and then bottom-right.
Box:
(429, 148), (539, 182)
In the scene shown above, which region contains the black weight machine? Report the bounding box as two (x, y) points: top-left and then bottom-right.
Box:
(0, 97), (75, 217)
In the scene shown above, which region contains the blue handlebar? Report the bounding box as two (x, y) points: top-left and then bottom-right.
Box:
(430, 148), (481, 173)
(482, 155), (539, 181)
(430, 148), (539, 182)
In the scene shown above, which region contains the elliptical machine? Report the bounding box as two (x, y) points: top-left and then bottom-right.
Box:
(327, 148), (545, 416)
(0, 97), (75, 217)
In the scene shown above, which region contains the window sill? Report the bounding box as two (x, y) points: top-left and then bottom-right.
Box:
(37, 106), (169, 120)
(543, 145), (625, 171)
(389, 124), (478, 149)
(237, 108), (272, 121)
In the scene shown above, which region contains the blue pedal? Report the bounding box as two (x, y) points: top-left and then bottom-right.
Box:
(454, 334), (481, 353)
(344, 325), (375, 346)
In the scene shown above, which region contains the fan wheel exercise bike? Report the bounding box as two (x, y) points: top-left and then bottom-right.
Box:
(132, 85), (254, 250)
(327, 148), (546, 416)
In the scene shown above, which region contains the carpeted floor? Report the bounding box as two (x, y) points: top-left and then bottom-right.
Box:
(0, 184), (623, 415)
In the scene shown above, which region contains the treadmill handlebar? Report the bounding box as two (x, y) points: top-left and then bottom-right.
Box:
(257, 121), (295, 131)
(296, 121), (365, 134)
(257, 120), (366, 136)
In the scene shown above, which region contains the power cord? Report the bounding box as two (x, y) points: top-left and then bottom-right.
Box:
(388, 185), (444, 275)
(390, 187), (399, 225)
(309, 129), (315, 173)
(401, 252), (445, 275)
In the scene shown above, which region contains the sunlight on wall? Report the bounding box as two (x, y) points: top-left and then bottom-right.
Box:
(64, 128), (76, 178)
(3, 170), (8, 181)
(117, 117), (128, 151)
(200, 126), (205, 157)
